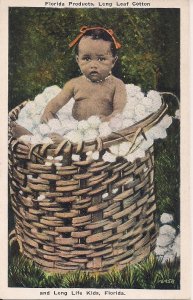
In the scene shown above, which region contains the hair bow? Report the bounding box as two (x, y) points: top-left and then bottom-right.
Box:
(69, 26), (121, 49)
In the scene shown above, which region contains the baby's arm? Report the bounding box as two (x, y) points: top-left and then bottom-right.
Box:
(101, 79), (127, 122)
(41, 80), (75, 123)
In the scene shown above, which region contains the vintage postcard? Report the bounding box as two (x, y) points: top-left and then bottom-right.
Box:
(0, 0), (191, 299)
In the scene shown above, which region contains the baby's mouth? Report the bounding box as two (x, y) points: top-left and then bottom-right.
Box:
(90, 71), (99, 76)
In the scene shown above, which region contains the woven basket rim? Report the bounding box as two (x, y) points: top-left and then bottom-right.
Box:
(9, 99), (168, 155)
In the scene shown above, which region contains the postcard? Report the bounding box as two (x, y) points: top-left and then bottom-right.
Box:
(0, 0), (191, 299)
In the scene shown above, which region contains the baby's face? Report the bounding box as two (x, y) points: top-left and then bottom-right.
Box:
(76, 36), (117, 82)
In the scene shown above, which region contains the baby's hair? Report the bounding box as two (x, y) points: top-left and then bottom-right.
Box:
(75, 28), (117, 57)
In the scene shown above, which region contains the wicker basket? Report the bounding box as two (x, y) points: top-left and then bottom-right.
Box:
(8, 100), (168, 273)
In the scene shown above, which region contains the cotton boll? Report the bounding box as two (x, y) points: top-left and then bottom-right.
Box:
(109, 144), (119, 156)
(141, 97), (153, 109)
(156, 235), (173, 247)
(66, 130), (83, 144)
(45, 161), (53, 166)
(83, 128), (99, 142)
(147, 90), (161, 102)
(122, 104), (135, 119)
(109, 115), (123, 131)
(135, 91), (144, 100)
(102, 151), (116, 162)
(72, 154), (80, 161)
(48, 119), (62, 132)
(55, 162), (62, 167)
(99, 122), (112, 137)
(175, 109), (180, 119)
(102, 193), (109, 199)
(47, 156), (54, 160)
(159, 115), (173, 129)
(160, 213), (174, 224)
(87, 116), (101, 129)
(126, 84), (141, 97)
(134, 104), (147, 121)
(126, 96), (138, 108)
(17, 118), (34, 132)
(159, 225), (176, 237)
(30, 134), (42, 144)
(152, 127), (167, 139)
(139, 138), (154, 151)
(34, 93), (45, 105)
(39, 124), (51, 136)
(42, 137), (53, 144)
(119, 142), (131, 157)
(19, 135), (32, 143)
(55, 156), (63, 161)
(122, 118), (135, 128)
(43, 86), (61, 102)
(134, 148), (145, 159)
(92, 151), (99, 160)
(147, 91), (162, 112)
(112, 188), (118, 194)
(78, 120), (90, 132)
(162, 251), (175, 263)
(126, 153), (136, 163)
(37, 195), (46, 201)
(24, 101), (37, 115)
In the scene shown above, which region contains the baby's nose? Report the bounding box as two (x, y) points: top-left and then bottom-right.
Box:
(90, 60), (98, 68)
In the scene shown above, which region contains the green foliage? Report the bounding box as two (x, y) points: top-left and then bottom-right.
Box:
(8, 251), (180, 289)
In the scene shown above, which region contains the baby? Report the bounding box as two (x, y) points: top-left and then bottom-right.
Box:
(41, 26), (127, 143)
(12, 26), (127, 142)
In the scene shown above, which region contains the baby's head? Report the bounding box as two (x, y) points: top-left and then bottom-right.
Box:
(69, 27), (121, 82)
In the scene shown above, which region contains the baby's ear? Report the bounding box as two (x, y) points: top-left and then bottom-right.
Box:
(76, 55), (79, 64)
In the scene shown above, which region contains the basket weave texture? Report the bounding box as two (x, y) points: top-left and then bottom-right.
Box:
(8, 101), (167, 273)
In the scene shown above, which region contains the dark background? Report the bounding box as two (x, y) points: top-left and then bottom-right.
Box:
(8, 8), (180, 225)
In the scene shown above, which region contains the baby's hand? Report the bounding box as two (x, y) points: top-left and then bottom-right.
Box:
(41, 111), (56, 123)
(48, 133), (64, 144)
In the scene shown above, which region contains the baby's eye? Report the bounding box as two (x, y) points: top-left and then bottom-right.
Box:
(83, 57), (91, 61)
(98, 57), (105, 61)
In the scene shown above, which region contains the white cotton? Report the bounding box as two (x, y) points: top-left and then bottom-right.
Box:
(122, 104), (135, 119)
(159, 115), (173, 129)
(134, 104), (148, 120)
(146, 126), (167, 140)
(102, 192), (109, 199)
(42, 137), (53, 144)
(159, 225), (176, 237)
(109, 115), (123, 131)
(109, 144), (119, 156)
(87, 116), (101, 129)
(102, 151), (116, 162)
(18, 135), (32, 143)
(139, 138), (154, 151)
(72, 154), (80, 161)
(146, 91), (162, 112)
(55, 162), (62, 167)
(154, 246), (167, 256)
(112, 188), (118, 194)
(160, 213), (174, 224)
(43, 85), (62, 102)
(66, 130), (83, 144)
(48, 119), (62, 132)
(99, 122), (112, 137)
(83, 128), (99, 142)
(55, 155), (63, 161)
(135, 91), (144, 100)
(126, 84), (141, 97)
(147, 90), (161, 102)
(37, 195), (46, 201)
(59, 119), (78, 134)
(141, 97), (153, 109)
(47, 156), (54, 160)
(175, 109), (180, 119)
(86, 151), (93, 157)
(17, 118), (34, 132)
(119, 142), (131, 157)
(34, 93), (46, 105)
(156, 235), (174, 247)
(122, 118), (135, 128)
(24, 101), (37, 115)
(126, 152), (136, 163)
(19, 190), (23, 195)
(58, 98), (75, 115)
(162, 251), (175, 263)
(78, 120), (90, 132)
(45, 161), (52, 166)
(39, 124), (50, 136)
(30, 134), (42, 144)
(27, 175), (33, 179)
(92, 151), (99, 160)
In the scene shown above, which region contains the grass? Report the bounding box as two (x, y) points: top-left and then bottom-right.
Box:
(8, 250), (180, 289)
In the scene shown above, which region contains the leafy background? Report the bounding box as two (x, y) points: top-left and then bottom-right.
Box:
(8, 7), (180, 287)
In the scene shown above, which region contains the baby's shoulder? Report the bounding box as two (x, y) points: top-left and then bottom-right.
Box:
(111, 76), (125, 87)
(64, 76), (85, 89)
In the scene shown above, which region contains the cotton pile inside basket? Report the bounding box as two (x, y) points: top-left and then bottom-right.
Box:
(17, 84), (175, 163)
